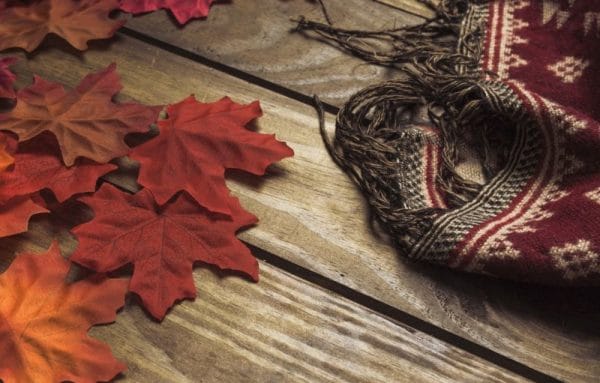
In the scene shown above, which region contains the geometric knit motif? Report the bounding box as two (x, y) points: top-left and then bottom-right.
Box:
(547, 56), (590, 84)
(585, 187), (600, 204)
(409, 0), (600, 284)
(549, 239), (600, 280)
(395, 126), (445, 211)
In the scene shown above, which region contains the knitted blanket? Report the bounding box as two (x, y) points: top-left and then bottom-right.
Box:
(300, 0), (600, 284)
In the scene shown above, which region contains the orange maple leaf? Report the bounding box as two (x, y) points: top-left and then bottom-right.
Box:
(0, 242), (128, 383)
(0, 0), (124, 52)
(0, 133), (13, 172)
(0, 63), (161, 166)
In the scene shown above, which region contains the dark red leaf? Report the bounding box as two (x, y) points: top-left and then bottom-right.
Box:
(120, 0), (214, 24)
(130, 95), (294, 215)
(71, 183), (258, 320)
(0, 133), (117, 204)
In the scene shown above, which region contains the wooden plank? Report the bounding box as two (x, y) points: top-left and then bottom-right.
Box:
(375, 0), (437, 18)
(123, 0), (423, 108)
(4, 35), (600, 382)
(0, 206), (527, 382)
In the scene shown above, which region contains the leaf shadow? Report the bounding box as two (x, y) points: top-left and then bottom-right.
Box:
(125, 125), (160, 148)
(194, 258), (259, 284)
(0, 196), (88, 273)
(0, 98), (16, 113)
(20, 32), (124, 61)
(226, 119), (291, 190)
(0, 232), (29, 272)
(225, 165), (287, 192)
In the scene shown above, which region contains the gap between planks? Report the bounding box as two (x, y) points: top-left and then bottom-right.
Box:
(374, 0), (438, 19)
(119, 27), (340, 116)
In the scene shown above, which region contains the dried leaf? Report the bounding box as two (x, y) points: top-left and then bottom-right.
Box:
(0, 196), (48, 238)
(0, 64), (161, 166)
(0, 242), (128, 383)
(72, 184), (258, 320)
(0, 133), (13, 172)
(0, 133), (117, 203)
(0, 0), (124, 52)
(120, 0), (214, 24)
(130, 95), (294, 215)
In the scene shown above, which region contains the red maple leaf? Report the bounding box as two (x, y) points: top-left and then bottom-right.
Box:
(0, 57), (17, 99)
(71, 184), (258, 320)
(0, 0), (124, 52)
(120, 0), (215, 24)
(0, 63), (161, 166)
(0, 133), (117, 204)
(0, 242), (128, 383)
(0, 196), (48, 238)
(130, 95), (294, 215)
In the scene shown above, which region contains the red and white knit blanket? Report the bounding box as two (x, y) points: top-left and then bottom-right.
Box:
(418, 0), (600, 283)
(300, 0), (599, 284)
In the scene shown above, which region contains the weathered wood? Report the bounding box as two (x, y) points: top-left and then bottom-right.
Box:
(375, 0), (436, 18)
(123, 0), (422, 108)
(0, 203), (527, 382)
(4, 32), (600, 382)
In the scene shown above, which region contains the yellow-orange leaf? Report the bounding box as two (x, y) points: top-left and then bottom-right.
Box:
(0, 242), (128, 383)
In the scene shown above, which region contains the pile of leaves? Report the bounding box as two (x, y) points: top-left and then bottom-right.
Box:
(0, 1), (294, 382)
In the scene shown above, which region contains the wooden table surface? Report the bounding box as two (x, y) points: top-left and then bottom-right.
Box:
(1, 1), (599, 382)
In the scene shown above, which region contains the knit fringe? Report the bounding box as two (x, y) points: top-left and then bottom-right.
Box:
(297, 1), (524, 255)
(294, 1), (471, 67)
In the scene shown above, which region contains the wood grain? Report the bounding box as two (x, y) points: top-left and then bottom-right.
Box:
(123, 0), (422, 107)
(4, 33), (600, 382)
(0, 202), (526, 382)
(375, 0), (437, 18)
